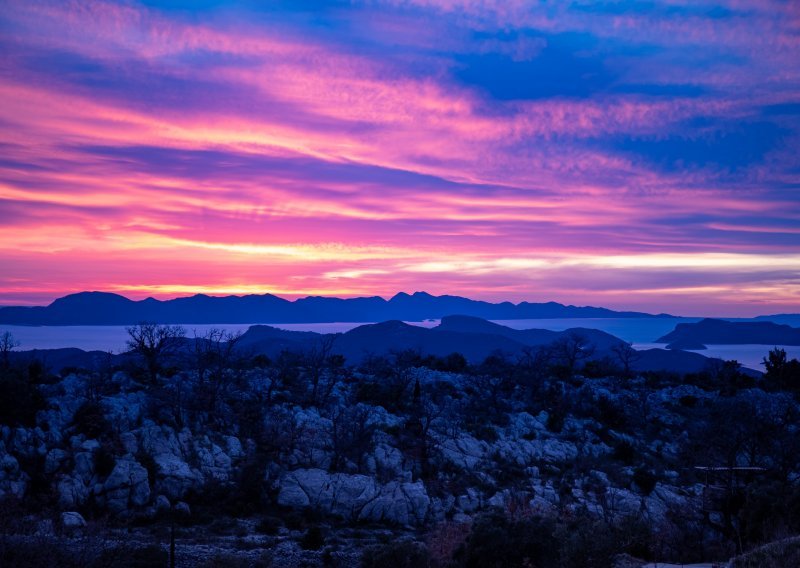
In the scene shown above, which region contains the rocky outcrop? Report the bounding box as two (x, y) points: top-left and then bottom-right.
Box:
(0, 444), (26, 499)
(56, 475), (89, 509)
(97, 458), (150, 513)
(137, 421), (241, 498)
(277, 468), (430, 526)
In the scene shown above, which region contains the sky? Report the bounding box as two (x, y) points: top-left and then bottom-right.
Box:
(0, 0), (798, 316)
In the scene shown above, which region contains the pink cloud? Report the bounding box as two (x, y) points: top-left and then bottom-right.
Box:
(0, 0), (798, 315)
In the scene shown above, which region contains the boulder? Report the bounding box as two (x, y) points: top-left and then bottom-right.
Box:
(155, 494), (171, 513)
(371, 444), (406, 479)
(1, 452), (20, 477)
(439, 436), (486, 469)
(12, 428), (45, 458)
(80, 439), (100, 452)
(277, 468), (430, 526)
(45, 449), (69, 475)
(61, 511), (86, 529)
(153, 453), (200, 499)
(102, 392), (145, 431)
(175, 501), (191, 516)
(73, 451), (94, 482)
(193, 438), (232, 481)
(360, 480), (429, 526)
(119, 432), (138, 455)
(100, 458), (150, 513)
(223, 436), (244, 460)
(57, 476), (89, 509)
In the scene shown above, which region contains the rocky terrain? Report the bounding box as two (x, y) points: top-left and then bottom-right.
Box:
(1, 325), (799, 567)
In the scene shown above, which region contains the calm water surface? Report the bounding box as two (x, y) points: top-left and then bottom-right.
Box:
(2, 317), (797, 371)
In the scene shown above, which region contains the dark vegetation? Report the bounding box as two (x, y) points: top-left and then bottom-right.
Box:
(1, 324), (799, 567)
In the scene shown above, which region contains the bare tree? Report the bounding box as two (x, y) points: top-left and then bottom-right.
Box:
(327, 404), (375, 472)
(0, 331), (20, 370)
(193, 328), (243, 415)
(126, 322), (186, 383)
(611, 342), (640, 379)
(304, 334), (344, 407)
(551, 332), (595, 378)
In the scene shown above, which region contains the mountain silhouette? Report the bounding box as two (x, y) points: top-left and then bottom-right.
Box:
(0, 291), (670, 326)
(657, 318), (800, 346)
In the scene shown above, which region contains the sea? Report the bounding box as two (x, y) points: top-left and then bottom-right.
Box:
(3, 316), (800, 372)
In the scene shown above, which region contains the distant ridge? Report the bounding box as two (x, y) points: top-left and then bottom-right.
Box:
(658, 318), (800, 346)
(8, 316), (736, 376)
(0, 290), (673, 326)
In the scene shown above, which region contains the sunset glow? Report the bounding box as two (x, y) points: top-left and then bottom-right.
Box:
(1, 0), (799, 315)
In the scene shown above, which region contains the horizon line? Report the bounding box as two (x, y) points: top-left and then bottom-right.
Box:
(3, 288), (794, 320)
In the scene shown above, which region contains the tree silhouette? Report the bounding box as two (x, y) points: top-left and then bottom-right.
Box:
(126, 322), (186, 383)
(0, 331), (20, 370)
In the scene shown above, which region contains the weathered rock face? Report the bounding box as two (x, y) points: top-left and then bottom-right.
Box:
(359, 480), (430, 526)
(137, 422), (200, 499)
(57, 476), (89, 509)
(192, 436), (232, 481)
(152, 453), (199, 499)
(102, 392), (146, 432)
(0, 444), (26, 499)
(155, 494), (171, 512)
(136, 421), (240, 499)
(12, 427), (46, 458)
(277, 468), (430, 526)
(45, 448), (69, 475)
(367, 443), (407, 480)
(73, 451), (94, 482)
(98, 458), (150, 513)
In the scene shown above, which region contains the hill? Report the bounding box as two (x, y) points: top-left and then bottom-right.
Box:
(658, 318), (800, 346)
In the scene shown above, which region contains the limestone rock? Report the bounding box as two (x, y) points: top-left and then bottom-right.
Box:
(277, 468), (430, 526)
(100, 458), (150, 513)
(61, 511), (86, 529)
(45, 448), (68, 475)
(175, 501), (191, 516)
(155, 494), (171, 513)
(57, 476), (89, 509)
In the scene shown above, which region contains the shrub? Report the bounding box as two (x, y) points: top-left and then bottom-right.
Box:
(732, 536), (800, 568)
(0, 369), (45, 427)
(135, 450), (159, 489)
(612, 440), (636, 464)
(555, 515), (618, 568)
(94, 445), (116, 478)
(546, 409), (565, 433)
(199, 553), (251, 567)
(71, 401), (110, 439)
(453, 512), (559, 568)
(597, 396), (627, 429)
(300, 525), (325, 550)
(361, 540), (429, 568)
(95, 544), (168, 568)
(257, 515), (283, 535)
(632, 467), (657, 495)
(0, 536), (77, 567)
(469, 423), (499, 442)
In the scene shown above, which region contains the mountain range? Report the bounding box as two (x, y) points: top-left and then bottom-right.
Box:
(0, 291), (672, 326)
